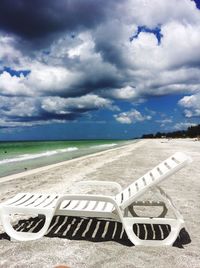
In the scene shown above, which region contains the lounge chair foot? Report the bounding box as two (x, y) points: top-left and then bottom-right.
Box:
(122, 217), (184, 246)
(0, 208), (54, 241)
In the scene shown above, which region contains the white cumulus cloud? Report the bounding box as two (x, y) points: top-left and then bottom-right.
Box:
(174, 122), (197, 130)
(41, 94), (113, 114)
(114, 109), (152, 124)
(178, 93), (200, 117)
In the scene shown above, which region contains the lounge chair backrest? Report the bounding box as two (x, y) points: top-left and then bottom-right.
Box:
(116, 152), (192, 209)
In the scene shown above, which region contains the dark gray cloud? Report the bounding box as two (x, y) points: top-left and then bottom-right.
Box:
(8, 112), (78, 123)
(0, 0), (117, 40)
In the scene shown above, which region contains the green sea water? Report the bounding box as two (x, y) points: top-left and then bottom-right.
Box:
(0, 140), (134, 178)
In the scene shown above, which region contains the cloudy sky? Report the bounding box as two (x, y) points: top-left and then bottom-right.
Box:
(0, 0), (200, 140)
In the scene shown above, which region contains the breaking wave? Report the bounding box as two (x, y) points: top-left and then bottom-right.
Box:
(0, 147), (78, 165)
(90, 143), (117, 149)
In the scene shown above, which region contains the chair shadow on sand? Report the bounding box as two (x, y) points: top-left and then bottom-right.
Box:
(0, 215), (191, 248)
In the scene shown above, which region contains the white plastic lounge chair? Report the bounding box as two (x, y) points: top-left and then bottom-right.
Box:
(0, 152), (192, 246)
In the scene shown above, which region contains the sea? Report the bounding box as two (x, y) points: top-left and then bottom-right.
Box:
(0, 140), (134, 178)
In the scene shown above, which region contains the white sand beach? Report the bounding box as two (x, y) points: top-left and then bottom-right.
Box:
(0, 139), (200, 268)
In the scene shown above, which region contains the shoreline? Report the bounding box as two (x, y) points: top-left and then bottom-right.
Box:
(0, 140), (141, 184)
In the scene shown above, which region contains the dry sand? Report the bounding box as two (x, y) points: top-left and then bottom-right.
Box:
(0, 139), (200, 268)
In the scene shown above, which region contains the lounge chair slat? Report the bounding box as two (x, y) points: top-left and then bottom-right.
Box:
(64, 200), (79, 210)
(142, 177), (147, 186)
(123, 188), (130, 200)
(150, 169), (160, 180)
(120, 183), (139, 204)
(135, 182), (139, 191)
(164, 161), (171, 170)
(143, 173), (152, 185)
(43, 196), (59, 208)
(84, 200), (97, 210)
(138, 177), (148, 187)
(98, 201), (114, 212)
(71, 200), (81, 210)
(14, 193), (34, 206)
(24, 194), (43, 207)
(135, 178), (147, 191)
(34, 195), (51, 207)
(165, 159), (178, 169)
(171, 156), (179, 164)
(36, 194), (59, 208)
(59, 200), (70, 209)
(94, 201), (106, 211)
(128, 187), (132, 196)
(31, 195), (47, 207)
(62, 201), (71, 209)
(120, 188), (132, 204)
(4, 193), (27, 205)
(101, 202), (108, 212)
(73, 200), (89, 210)
(104, 202), (115, 212)
(74, 200), (95, 211)
(129, 184), (137, 193)
(91, 201), (99, 210)
(157, 163), (169, 174)
(92, 201), (99, 211)
(81, 200), (90, 210)
(156, 167), (163, 176)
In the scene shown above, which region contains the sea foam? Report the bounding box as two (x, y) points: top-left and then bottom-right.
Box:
(90, 143), (117, 149)
(0, 147), (78, 165)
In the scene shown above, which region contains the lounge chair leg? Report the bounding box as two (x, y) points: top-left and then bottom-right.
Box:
(0, 208), (54, 241)
(124, 208), (129, 217)
(120, 188), (185, 246)
(122, 217), (184, 246)
(154, 187), (184, 221)
(128, 201), (168, 218)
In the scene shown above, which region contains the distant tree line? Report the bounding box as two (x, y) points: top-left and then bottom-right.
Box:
(141, 124), (200, 139)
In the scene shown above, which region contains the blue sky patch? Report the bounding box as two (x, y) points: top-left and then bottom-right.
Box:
(2, 67), (30, 77)
(130, 25), (163, 45)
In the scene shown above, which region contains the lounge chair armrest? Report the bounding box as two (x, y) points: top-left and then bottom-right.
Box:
(77, 180), (122, 193)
